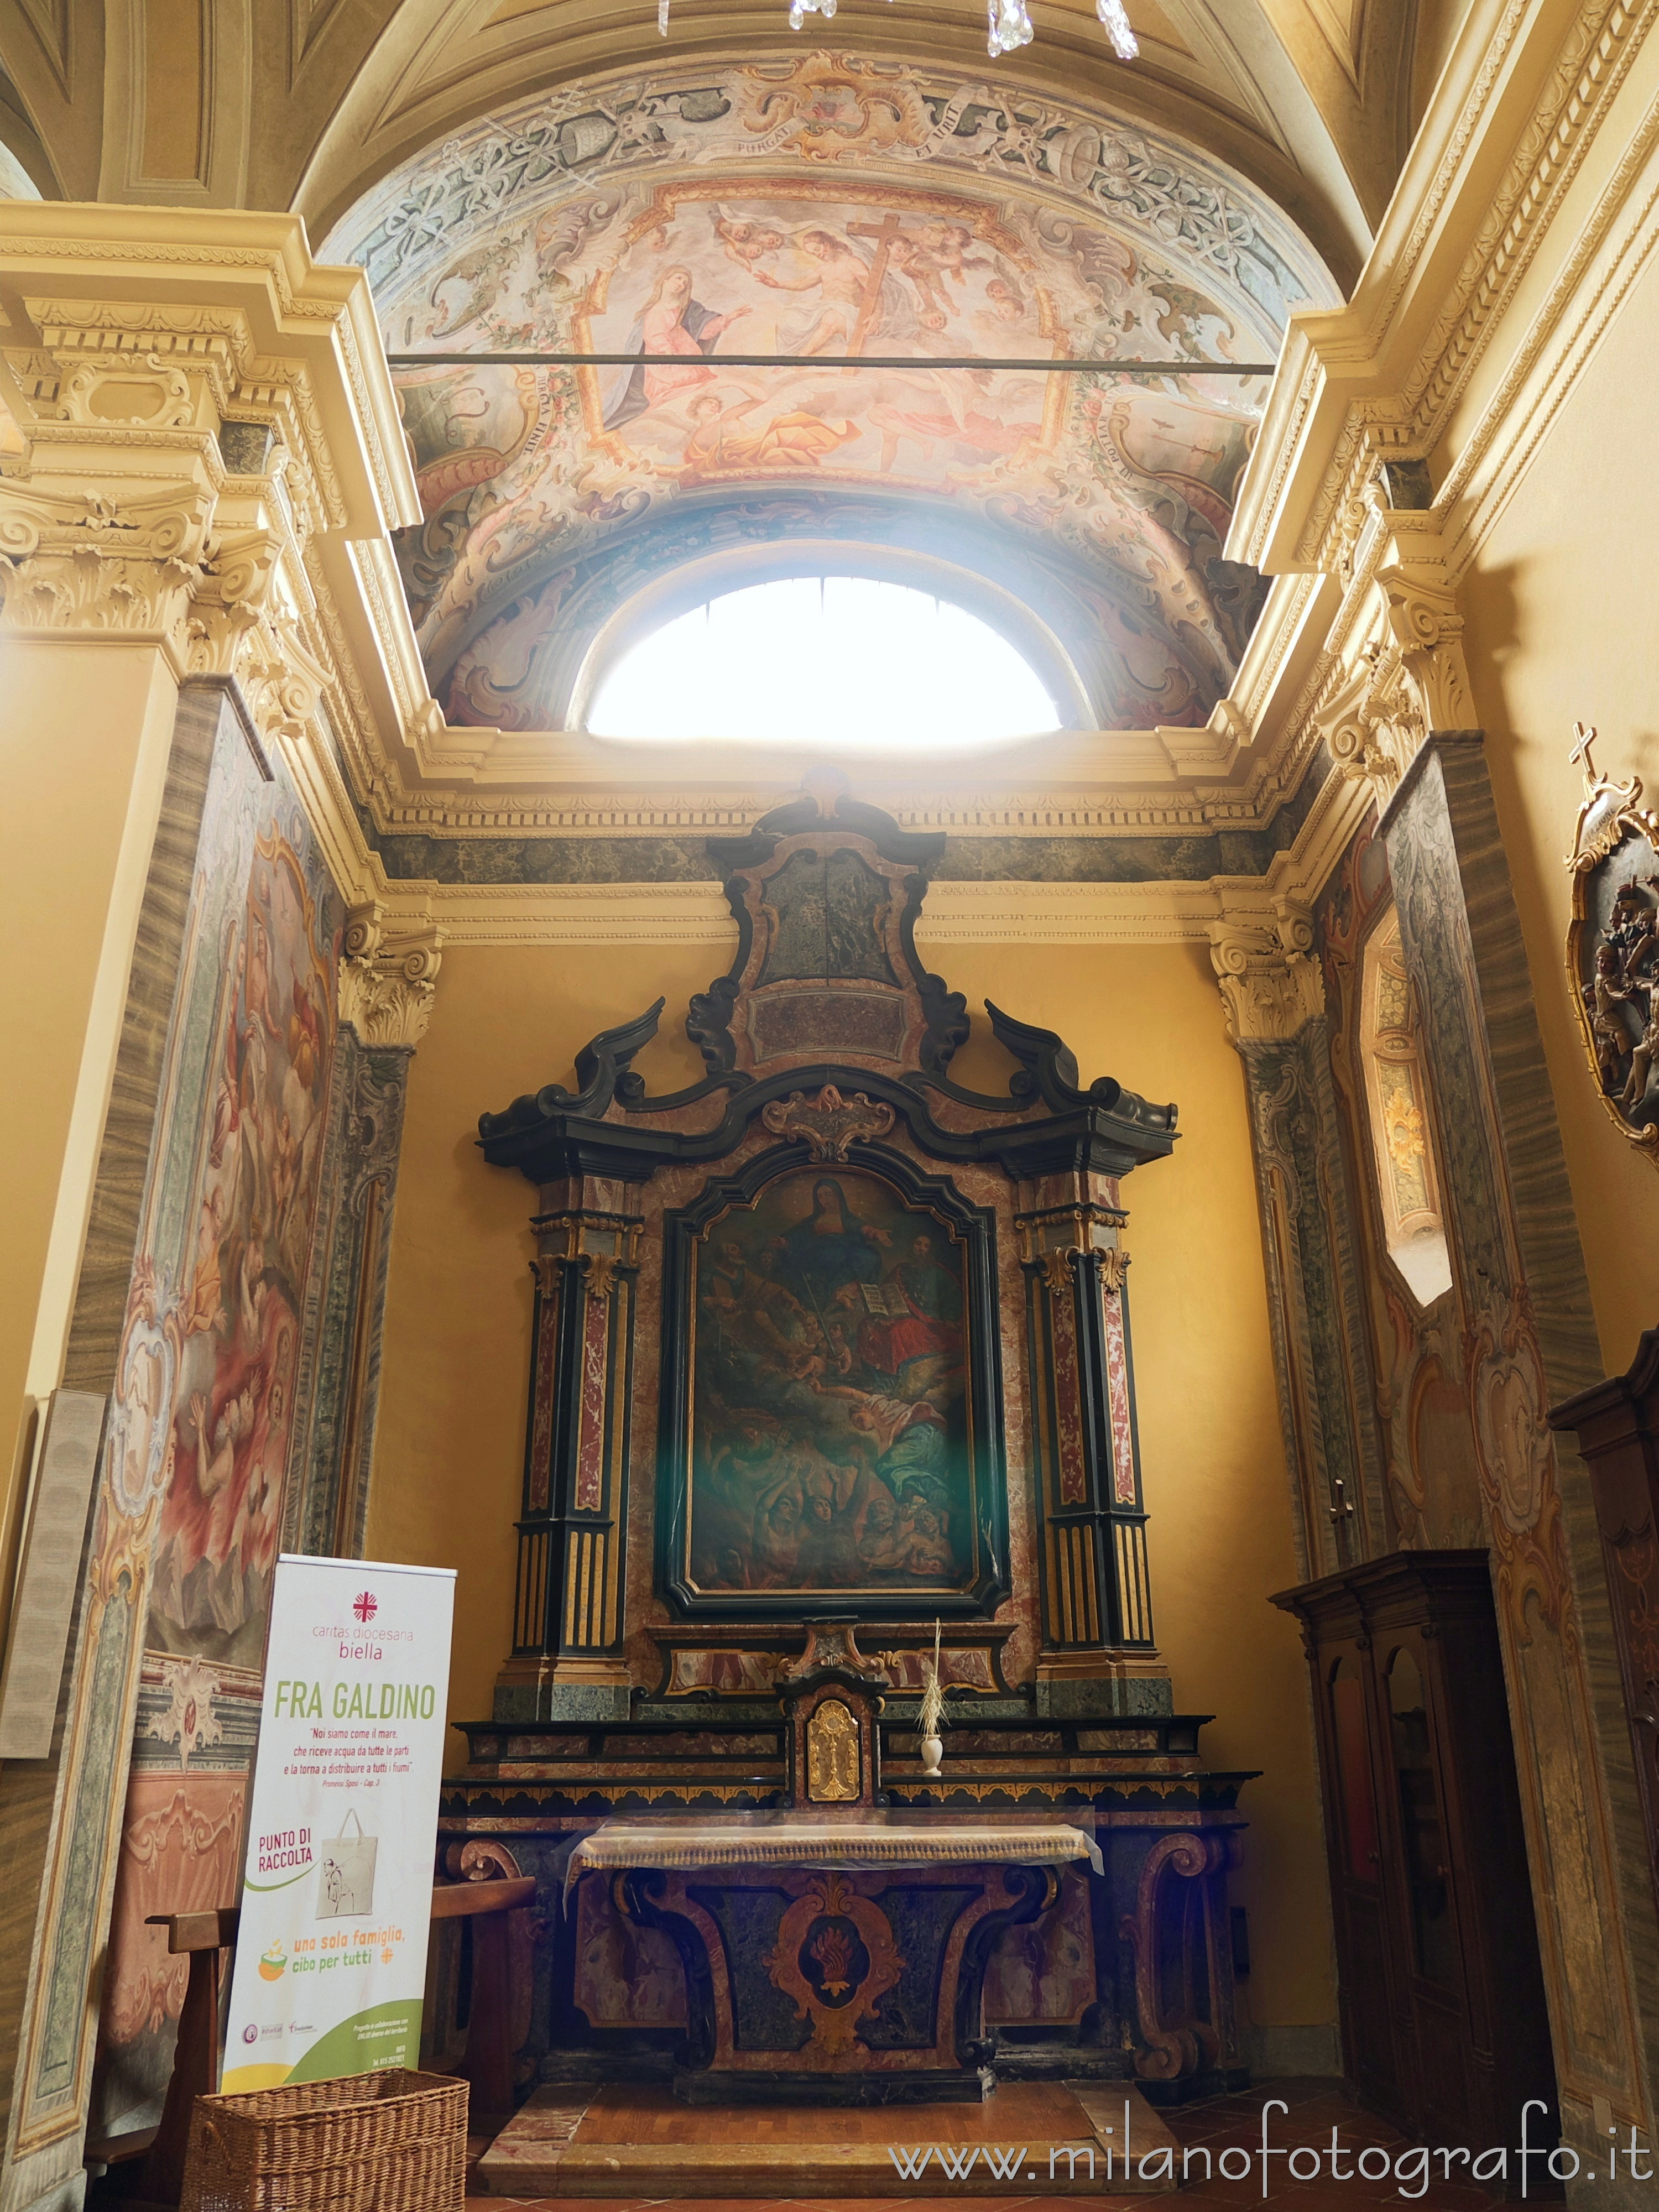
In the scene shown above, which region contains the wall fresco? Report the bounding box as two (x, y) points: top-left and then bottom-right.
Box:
(147, 834), (335, 1667)
(88, 709), (345, 2138)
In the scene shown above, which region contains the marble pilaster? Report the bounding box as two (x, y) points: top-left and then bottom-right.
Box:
(1381, 730), (1659, 2171)
(1210, 915), (1389, 1577)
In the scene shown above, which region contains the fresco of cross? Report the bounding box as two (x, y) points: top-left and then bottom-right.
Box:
(844, 212), (907, 357)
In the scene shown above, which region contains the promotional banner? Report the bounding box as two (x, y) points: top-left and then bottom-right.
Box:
(222, 1553), (456, 2093)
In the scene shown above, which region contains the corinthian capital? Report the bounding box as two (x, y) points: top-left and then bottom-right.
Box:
(1315, 514), (1473, 808)
(338, 901), (444, 1049)
(0, 479), (214, 647)
(1209, 904), (1324, 1046)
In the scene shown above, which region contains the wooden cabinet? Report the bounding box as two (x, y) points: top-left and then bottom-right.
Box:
(1272, 1553), (1557, 2154)
(1549, 1331), (1659, 1927)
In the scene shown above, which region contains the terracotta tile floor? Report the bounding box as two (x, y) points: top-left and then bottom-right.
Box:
(465, 2075), (1512, 2209)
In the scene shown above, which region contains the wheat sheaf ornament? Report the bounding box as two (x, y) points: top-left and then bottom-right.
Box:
(918, 1617), (948, 1778)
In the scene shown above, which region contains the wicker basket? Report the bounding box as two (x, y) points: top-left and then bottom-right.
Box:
(180, 2068), (467, 2212)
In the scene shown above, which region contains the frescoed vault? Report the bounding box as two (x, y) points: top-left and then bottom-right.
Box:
(327, 52), (1338, 733)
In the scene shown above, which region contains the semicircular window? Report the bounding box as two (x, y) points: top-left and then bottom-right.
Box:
(586, 575), (1060, 749)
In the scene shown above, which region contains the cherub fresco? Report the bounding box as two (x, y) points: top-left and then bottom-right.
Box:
(584, 192), (1051, 491)
(374, 167), (1297, 729)
(687, 1168), (973, 1597)
(680, 392), (858, 472)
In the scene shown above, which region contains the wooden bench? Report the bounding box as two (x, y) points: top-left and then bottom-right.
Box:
(88, 1843), (537, 2208)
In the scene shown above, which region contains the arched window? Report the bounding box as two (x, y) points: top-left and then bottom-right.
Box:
(586, 575), (1061, 750)
(1360, 909), (1453, 1307)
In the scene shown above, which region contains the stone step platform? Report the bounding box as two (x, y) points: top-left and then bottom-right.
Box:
(476, 2081), (1178, 2197)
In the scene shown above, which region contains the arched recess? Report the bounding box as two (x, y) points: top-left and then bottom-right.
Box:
(434, 492), (1220, 735)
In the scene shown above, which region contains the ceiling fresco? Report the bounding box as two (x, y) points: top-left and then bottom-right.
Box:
(329, 53), (1339, 734)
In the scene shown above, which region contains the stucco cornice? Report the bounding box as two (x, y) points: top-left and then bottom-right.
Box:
(1227, 0), (1659, 579)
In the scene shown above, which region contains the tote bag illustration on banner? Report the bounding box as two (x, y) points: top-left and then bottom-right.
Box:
(316, 1809), (378, 1918)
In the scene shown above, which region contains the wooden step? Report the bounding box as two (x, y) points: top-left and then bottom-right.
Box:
(477, 2080), (1179, 2196)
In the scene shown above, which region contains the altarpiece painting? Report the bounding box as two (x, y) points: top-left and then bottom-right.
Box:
(676, 1159), (988, 1608)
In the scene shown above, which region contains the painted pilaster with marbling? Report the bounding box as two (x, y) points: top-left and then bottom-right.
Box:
(1018, 1173), (1166, 1718)
(1210, 904), (1389, 1577)
(499, 1181), (643, 1723)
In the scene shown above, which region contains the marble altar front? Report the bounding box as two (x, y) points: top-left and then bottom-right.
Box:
(567, 1812), (1103, 2103)
(442, 1701), (1253, 2108)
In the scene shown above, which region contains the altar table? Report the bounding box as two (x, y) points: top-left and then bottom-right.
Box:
(567, 1812), (1102, 2103)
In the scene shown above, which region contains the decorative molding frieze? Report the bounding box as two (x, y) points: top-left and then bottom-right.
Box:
(320, 765), (1383, 951)
(1228, 0), (1659, 586)
(0, 208), (422, 935)
(1439, 69), (1659, 566)
(337, 899), (444, 1047)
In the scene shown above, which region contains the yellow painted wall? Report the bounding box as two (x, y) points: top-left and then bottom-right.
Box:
(0, 637), (178, 1621)
(1459, 243), (1659, 1374)
(369, 929), (1334, 2033)
(367, 942), (717, 1742)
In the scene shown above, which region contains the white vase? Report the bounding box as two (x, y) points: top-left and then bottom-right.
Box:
(920, 1734), (944, 1777)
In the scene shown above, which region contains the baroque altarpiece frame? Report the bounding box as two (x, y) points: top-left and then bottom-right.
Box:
(478, 786), (1179, 1720)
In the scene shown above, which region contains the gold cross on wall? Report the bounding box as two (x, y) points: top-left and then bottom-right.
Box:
(1571, 721), (1600, 782)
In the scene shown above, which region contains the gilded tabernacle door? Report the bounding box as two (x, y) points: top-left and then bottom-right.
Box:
(658, 1147), (1006, 1621)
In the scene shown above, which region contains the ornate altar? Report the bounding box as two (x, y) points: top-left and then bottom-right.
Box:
(452, 785), (1255, 2120)
(567, 1811), (1102, 2104)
